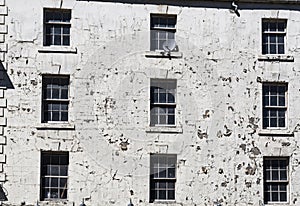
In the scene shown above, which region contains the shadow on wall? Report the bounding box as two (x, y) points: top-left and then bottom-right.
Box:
(76, 0), (300, 11)
(0, 63), (14, 89)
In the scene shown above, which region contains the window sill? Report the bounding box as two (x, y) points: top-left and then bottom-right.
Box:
(39, 200), (74, 206)
(146, 126), (183, 134)
(36, 123), (75, 130)
(258, 55), (294, 62)
(145, 51), (182, 58)
(151, 200), (176, 204)
(258, 129), (294, 136)
(38, 46), (77, 54)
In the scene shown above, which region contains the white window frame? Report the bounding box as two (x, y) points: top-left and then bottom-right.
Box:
(41, 152), (69, 201)
(262, 83), (287, 129)
(150, 79), (176, 127)
(262, 19), (287, 55)
(263, 157), (289, 204)
(150, 154), (177, 202)
(42, 75), (70, 123)
(44, 9), (71, 46)
(150, 14), (177, 51)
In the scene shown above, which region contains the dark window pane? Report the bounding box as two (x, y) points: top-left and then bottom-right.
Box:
(168, 168), (175, 178)
(168, 115), (175, 125)
(61, 112), (68, 121)
(63, 36), (70, 46)
(278, 22), (285, 31)
(280, 170), (287, 180)
(60, 189), (67, 199)
(51, 166), (59, 176)
(159, 168), (167, 178)
(270, 118), (277, 127)
(51, 178), (59, 187)
(54, 35), (61, 45)
(272, 192), (278, 201)
(280, 192), (287, 201)
(60, 166), (68, 176)
(265, 170), (271, 180)
(269, 22), (276, 31)
(278, 44), (284, 54)
(158, 190), (166, 199)
(167, 190), (175, 200)
(50, 189), (59, 198)
(60, 178), (68, 188)
(270, 45), (276, 54)
(278, 118), (285, 127)
(52, 112), (59, 121)
(279, 96), (285, 106)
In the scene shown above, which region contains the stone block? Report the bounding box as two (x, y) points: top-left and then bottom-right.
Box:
(0, 108), (3, 117)
(0, 34), (5, 43)
(0, 117), (6, 126)
(0, 89), (4, 98)
(0, 136), (5, 144)
(0, 98), (6, 107)
(0, 154), (5, 163)
(0, 25), (7, 34)
(0, 6), (7, 15)
(0, 43), (7, 52)
(0, 0), (5, 6)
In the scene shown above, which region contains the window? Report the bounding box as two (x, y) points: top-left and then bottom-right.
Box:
(44, 9), (71, 46)
(150, 154), (176, 202)
(262, 83), (287, 129)
(150, 14), (176, 51)
(41, 152), (69, 200)
(150, 79), (176, 126)
(42, 76), (69, 123)
(262, 19), (286, 54)
(264, 157), (289, 204)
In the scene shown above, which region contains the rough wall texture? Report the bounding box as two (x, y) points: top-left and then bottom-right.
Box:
(2, 0), (300, 205)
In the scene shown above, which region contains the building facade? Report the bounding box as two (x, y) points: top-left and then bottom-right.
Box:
(1, 0), (300, 205)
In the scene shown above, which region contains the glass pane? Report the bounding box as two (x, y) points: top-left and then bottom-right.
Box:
(265, 170), (270, 180)
(279, 184), (287, 191)
(279, 118), (285, 127)
(159, 115), (167, 125)
(60, 165), (68, 176)
(50, 189), (59, 198)
(159, 182), (166, 188)
(54, 26), (61, 35)
(158, 190), (166, 199)
(279, 96), (285, 106)
(52, 112), (59, 121)
(168, 17), (176, 28)
(54, 35), (61, 45)
(269, 22), (276, 31)
(272, 170), (279, 180)
(280, 170), (287, 180)
(168, 168), (175, 178)
(52, 88), (59, 99)
(51, 166), (59, 176)
(278, 44), (284, 54)
(61, 112), (68, 121)
(159, 156), (167, 167)
(278, 22), (285, 31)
(270, 118), (277, 127)
(167, 93), (175, 103)
(167, 190), (175, 200)
(168, 115), (175, 125)
(159, 93), (166, 103)
(278, 35), (284, 44)
(158, 168), (167, 178)
(271, 192), (279, 201)
(60, 189), (67, 199)
(60, 178), (68, 187)
(62, 12), (71, 22)
(270, 44), (277, 54)
(262, 22), (268, 31)
(263, 95), (269, 106)
(270, 35), (276, 43)
(43, 177), (50, 187)
(270, 96), (277, 106)
(51, 178), (59, 187)
(280, 192), (287, 201)
(63, 36), (70, 46)
(262, 44), (268, 54)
